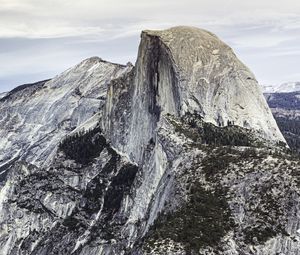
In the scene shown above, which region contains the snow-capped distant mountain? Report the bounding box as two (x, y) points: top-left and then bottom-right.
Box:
(0, 92), (7, 99)
(277, 82), (300, 92)
(262, 82), (300, 93)
(261, 84), (279, 93)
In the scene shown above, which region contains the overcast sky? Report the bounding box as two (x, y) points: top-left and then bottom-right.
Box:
(0, 0), (300, 92)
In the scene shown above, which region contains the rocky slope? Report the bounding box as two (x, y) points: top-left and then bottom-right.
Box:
(0, 26), (299, 255)
(0, 57), (131, 170)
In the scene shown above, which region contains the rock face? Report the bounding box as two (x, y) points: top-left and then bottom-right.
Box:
(137, 27), (284, 141)
(103, 26), (285, 163)
(0, 57), (131, 169)
(0, 26), (299, 255)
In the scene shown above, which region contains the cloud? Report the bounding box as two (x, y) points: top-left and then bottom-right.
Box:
(0, 0), (299, 40)
(0, 24), (106, 39)
(0, 0), (300, 91)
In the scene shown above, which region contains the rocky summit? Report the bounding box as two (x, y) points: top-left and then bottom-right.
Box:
(0, 26), (299, 255)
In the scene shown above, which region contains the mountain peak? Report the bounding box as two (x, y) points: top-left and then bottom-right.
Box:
(143, 25), (217, 38)
(134, 26), (285, 143)
(101, 26), (286, 165)
(142, 26), (231, 77)
(75, 56), (126, 69)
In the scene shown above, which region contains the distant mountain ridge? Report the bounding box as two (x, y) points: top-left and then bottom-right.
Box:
(265, 91), (300, 153)
(0, 92), (7, 100)
(262, 81), (300, 93)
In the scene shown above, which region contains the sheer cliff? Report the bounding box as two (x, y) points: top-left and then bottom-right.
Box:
(0, 26), (299, 255)
(103, 26), (285, 164)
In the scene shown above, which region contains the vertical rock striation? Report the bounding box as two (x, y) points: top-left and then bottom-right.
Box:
(0, 57), (131, 170)
(141, 27), (284, 142)
(103, 26), (285, 165)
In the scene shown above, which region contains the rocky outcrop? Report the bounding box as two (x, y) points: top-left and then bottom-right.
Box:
(0, 127), (138, 255)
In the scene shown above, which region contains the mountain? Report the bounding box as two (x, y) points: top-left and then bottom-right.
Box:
(102, 26), (284, 164)
(0, 26), (299, 255)
(262, 82), (300, 93)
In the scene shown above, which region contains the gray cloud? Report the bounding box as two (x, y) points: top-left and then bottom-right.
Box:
(0, 0), (300, 92)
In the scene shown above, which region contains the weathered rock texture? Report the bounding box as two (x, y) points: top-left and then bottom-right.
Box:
(0, 57), (131, 169)
(103, 26), (285, 164)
